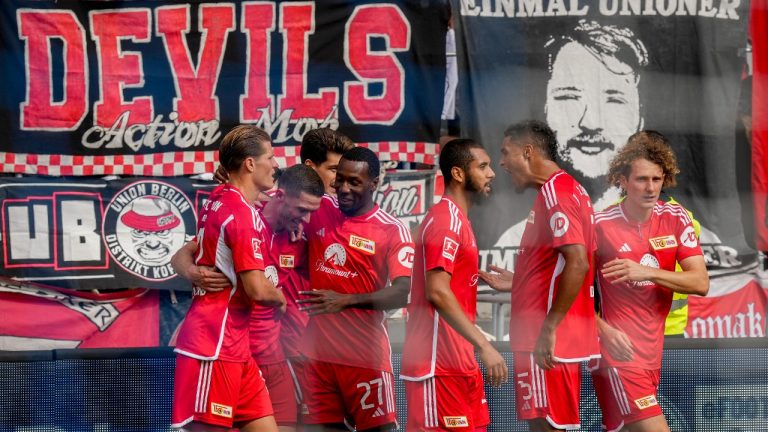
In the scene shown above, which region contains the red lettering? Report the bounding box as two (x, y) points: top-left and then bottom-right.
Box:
(277, 3), (339, 120)
(240, 2), (275, 122)
(18, 11), (87, 130)
(90, 9), (152, 126)
(155, 4), (235, 122)
(344, 5), (410, 125)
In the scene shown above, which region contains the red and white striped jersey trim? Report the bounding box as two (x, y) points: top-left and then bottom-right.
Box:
(542, 171), (566, 210)
(368, 208), (412, 243)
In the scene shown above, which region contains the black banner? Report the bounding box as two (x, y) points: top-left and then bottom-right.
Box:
(0, 0), (447, 175)
(455, 0), (756, 286)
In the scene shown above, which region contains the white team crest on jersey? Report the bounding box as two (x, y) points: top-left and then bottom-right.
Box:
(264, 265), (279, 287)
(549, 212), (569, 237)
(680, 226), (698, 248)
(639, 253), (660, 269)
(397, 246), (415, 268)
(324, 243), (347, 266)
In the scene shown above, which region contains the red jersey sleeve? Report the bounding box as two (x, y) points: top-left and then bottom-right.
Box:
(674, 210), (703, 263)
(422, 220), (460, 275)
(385, 224), (415, 281)
(546, 184), (589, 250)
(225, 215), (266, 273)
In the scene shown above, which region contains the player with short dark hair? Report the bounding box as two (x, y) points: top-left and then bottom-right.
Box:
(591, 131), (708, 432)
(401, 138), (507, 431)
(173, 164), (326, 432)
(171, 126), (285, 432)
(297, 147), (414, 432)
(482, 120), (599, 432)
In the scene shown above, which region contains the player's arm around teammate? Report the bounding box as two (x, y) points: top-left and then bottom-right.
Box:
(298, 276), (409, 315)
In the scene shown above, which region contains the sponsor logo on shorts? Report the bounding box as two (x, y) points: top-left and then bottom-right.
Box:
(634, 395), (658, 410)
(549, 212), (569, 237)
(649, 235), (677, 250)
(442, 237), (459, 261)
(443, 416), (469, 428)
(349, 234), (376, 254)
(211, 402), (233, 418)
(279, 255), (295, 268)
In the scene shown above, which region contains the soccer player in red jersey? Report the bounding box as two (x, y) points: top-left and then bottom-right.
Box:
(401, 138), (508, 431)
(591, 131), (708, 432)
(481, 120), (599, 432)
(174, 164), (326, 432)
(171, 125), (286, 432)
(298, 147), (414, 432)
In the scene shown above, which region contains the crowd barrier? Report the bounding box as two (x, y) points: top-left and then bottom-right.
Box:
(1, 339), (767, 432)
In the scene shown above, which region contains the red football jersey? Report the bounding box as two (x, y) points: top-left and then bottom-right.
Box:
(248, 218), (308, 365)
(401, 196), (480, 380)
(509, 170), (599, 361)
(595, 201), (702, 369)
(280, 271), (310, 359)
(302, 196), (415, 371)
(175, 184), (267, 362)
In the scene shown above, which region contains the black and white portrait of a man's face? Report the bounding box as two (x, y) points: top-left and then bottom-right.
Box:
(544, 20), (648, 207)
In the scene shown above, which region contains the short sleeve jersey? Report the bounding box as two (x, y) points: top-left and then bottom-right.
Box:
(302, 196), (415, 371)
(595, 201), (703, 369)
(248, 218), (308, 365)
(509, 170), (600, 361)
(175, 184), (266, 362)
(401, 197), (480, 380)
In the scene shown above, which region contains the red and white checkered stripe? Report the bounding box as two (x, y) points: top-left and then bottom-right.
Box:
(0, 142), (437, 176)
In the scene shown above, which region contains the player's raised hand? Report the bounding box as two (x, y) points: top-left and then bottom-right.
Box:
(192, 266), (230, 292)
(600, 322), (634, 362)
(479, 344), (508, 387)
(602, 258), (652, 283)
(298, 289), (350, 315)
(478, 265), (514, 292)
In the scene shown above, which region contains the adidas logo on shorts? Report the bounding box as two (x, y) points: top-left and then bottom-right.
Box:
(372, 407), (385, 417)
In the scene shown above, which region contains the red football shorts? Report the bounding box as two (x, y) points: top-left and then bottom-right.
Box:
(302, 359), (397, 430)
(404, 369), (490, 431)
(513, 352), (581, 430)
(171, 355), (273, 428)
(592, 366), (663, 431)
(286, 356), (308, 407)
(260, 361), (298, 425)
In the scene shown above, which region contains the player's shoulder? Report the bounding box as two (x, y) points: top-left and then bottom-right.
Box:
(366, 206), (413, 243)
(594, 203), (623, 225)
(654, 200), (692, 225)
(545, 171), (591, 207)
(425, 197), (464, 233)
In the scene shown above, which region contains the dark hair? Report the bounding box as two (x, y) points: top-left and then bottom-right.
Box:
(545, 19), (648, 80)
(278, 164), (325, 198)
(607, 130), (679, 190)
(439, 138), (485, 185)
(340, 147), (380, 180)
(219, 125), (271, 172)
(300, 128), (356, 165)
(503, 120), (558, 161)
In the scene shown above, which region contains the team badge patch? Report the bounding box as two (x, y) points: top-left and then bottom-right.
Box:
(634, 395), (658, 410)
(649, 235), (677, 250)
(549, 211), (569, 237)
(442, 237), (459, 261)
(397, 246), (415, 268)
(252, 238), (263, 260)
(349, 234), (376, 254)
(279, 255), (295, 268)
(443, 416), (469, 428)
(680, 226), (698, 248)
(211, 402), (233, 418)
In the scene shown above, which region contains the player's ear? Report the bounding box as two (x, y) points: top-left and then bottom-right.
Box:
(450, 165), (464, 184)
